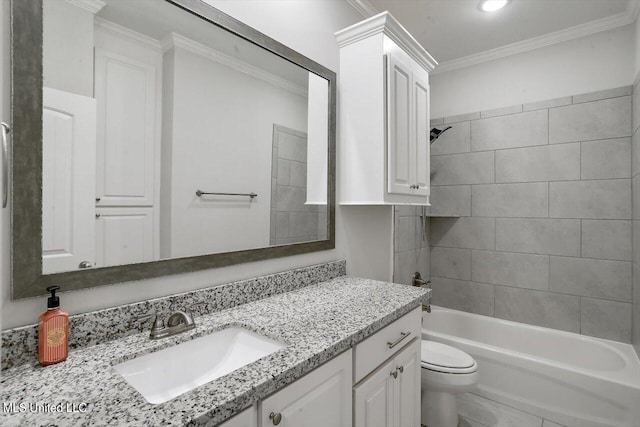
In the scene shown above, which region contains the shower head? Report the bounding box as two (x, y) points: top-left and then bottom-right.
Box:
(430, 126), (452, 144)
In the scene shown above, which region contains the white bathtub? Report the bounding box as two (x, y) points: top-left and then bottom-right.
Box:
(421, 306), (640, 427)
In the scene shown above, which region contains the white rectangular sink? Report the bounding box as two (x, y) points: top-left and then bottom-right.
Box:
(114, 327), (285, 404)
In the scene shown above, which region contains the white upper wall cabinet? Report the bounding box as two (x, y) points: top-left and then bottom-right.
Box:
(336, 12), (436, 205)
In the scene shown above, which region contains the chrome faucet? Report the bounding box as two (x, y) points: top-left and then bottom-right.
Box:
(412, 272), (431, 313)
(137, 310), (196, 340)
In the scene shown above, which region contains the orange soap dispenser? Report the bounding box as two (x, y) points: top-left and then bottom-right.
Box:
(38, 286), (69, 366)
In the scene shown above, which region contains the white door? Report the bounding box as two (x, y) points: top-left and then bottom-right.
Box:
(394, 340), (421, 427)
(260, 350), (352, 427)
(354, 358), (395, 427)
(95, 49), (157, 207)
(42, 87), (96, 274)
(386, 52), (413, 196)
(412, 73), (430, 197)
(95, 207), (154, 268)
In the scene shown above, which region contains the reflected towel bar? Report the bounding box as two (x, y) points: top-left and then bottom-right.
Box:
(195, 190), (258, 199)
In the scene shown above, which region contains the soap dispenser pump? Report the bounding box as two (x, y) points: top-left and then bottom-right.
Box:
(38, 286), (69, 366)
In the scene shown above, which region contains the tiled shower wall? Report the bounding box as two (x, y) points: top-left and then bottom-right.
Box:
(429, 86), (633, 343)
(632, 80), (640, 356)
(393, 206), (430, 285)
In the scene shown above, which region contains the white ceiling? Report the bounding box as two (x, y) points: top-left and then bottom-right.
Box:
(354, 0), (637, 68)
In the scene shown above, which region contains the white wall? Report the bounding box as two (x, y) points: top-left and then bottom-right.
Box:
(166, 46), (307, 257)
(0, 0), (365, 329)
(431, 24), (636, 118)
(43, 0), (94, 97)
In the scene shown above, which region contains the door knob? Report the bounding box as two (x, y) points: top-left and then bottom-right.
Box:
(78, 261), (92, 269)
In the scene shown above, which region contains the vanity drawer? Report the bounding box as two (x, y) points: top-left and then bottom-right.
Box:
(353, 306), (421, 383)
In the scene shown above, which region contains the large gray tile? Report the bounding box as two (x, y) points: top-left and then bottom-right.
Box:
(457, 393), (543, 427)
(581, 220), (632, 261)
(394, 250), (421, 285)
(459, 416), (489, 427)
(581, 138), (631, 180)
(431, 152), (495, 185)
(472, 250), (549, 291)
(634, 175), (640, 221)
(431, 121), (471, 155)
(495, 218), (580, 256)
(430, 117), (444, 126)
(580, 297), (632, 343)
(429, 185), (471, 216)
(277, 159), (290, 185)
(471, 109), (548, 151)
(549, 96), (631, 143)
(431, 217), (495, 250)
(276, 186), (313, 212)
(278, 132), (307, 161)
(549, 179), (631, 219)
(633, 129), (640, 177)
(397, 215), (417, 252)
(549, 256), (632, 302)
(472, 183), (548, 218)
(634, 220), (640, 266)
(523, 96), (572, 112)
(275, 212), (288, 238)
(495, 143), (580, 183)
(430, 277), (494, 316)
(633, 81), (640, 134)
(494, 286), (580, 333)
(542, 421), (565, 427)
(288, 212), (318, 238)
(572, 86), (632, 104)
(444, 111), (480, 123)
(633, 264), (640, 356)
(431, 247), (471, 280)
(480, 104), (523, 119)
(289, 160), (307, 187)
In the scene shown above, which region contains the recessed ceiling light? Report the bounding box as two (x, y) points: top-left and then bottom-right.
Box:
(478, 0), (510, 13)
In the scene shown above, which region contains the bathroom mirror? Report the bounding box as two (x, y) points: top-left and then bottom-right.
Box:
(10, 0), (335, 299)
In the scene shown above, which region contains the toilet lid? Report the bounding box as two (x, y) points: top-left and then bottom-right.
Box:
(421, 341), (475, 370)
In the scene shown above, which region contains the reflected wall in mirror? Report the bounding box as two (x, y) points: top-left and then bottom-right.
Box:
(11, 0), (335, 298)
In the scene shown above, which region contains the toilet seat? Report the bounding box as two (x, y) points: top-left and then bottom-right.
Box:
(421, 341), (477, 374)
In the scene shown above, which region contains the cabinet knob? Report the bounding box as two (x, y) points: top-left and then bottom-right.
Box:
(398, 365), (404, 374)
(269, 412), (282, 425)
(390, 369), (398, 379)
(95, 197), (101, 202)
(95, 213), (101, 218)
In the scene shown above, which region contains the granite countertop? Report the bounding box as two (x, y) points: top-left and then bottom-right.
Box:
(0, 277), (429, 426)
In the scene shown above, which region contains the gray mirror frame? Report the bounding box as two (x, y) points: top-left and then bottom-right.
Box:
(10, 0), (336, 299)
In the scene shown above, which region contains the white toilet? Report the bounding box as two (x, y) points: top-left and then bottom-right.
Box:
(420, 340), (479, 427)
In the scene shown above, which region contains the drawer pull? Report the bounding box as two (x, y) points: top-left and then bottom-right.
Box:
(398, 365), (404, 373)
(390, 369), (398, 379)
(269, 412), (282, 425)
(387, 331), (411, 349)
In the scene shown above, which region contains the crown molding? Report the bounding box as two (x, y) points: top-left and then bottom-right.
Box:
(161, 33), (307, 97)
(345, 0), (378, 18)
(433, 4), (640, 74)
(95, 18), (162, 52)
(64, 0), (105, 14)
(335, 11), (437, 72)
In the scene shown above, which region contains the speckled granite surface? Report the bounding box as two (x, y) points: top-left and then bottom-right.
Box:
(1, 277), (429, 426)
(2, 261), (346, 370)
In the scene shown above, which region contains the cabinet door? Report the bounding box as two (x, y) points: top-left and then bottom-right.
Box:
(386, 52), (414, 196)
(260, 350), (352, 427)
(394, 339), (421, 427)
(412, 72), (430, 197)
(217, 405), (257, 427)
(354, 358), (395, 427)
(95, 207), (154, 268)
(95, 49), (157, 207)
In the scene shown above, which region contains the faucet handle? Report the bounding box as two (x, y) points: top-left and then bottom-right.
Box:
(166, 310), (195, 328)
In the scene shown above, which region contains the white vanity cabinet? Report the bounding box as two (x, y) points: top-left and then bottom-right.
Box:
(353, 307), (422, 427)
(259, 350), (352, 427)
(214, 308), (422, 427)
(336, 12), (436, 206)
